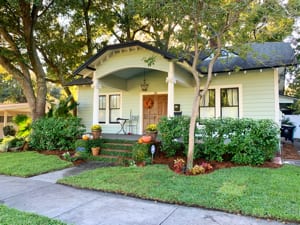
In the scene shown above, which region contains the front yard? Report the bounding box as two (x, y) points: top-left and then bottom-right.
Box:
(0, 151), (72, 177)
(0, 205), (67, 225)
(58, 164), (300, 223)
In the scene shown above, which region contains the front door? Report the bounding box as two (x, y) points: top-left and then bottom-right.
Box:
(143, 94), (168, 131)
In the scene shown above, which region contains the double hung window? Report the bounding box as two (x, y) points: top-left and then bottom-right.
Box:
(99, 94), (121, 123)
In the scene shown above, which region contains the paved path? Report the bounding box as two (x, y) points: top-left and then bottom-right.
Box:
(0, 163), (298, 225)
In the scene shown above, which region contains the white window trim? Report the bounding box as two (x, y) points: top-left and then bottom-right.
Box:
(99, 92), (122, 124)
(200, 84), (243, 118)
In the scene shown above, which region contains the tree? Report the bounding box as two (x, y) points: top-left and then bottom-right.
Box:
(0, 0), (51, 120)
(140, 0), (295, 169)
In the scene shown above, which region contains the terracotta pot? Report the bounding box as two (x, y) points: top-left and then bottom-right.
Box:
(136, 161), (146, 167)
(146, 131), (157, 141)
(92, 130), (101, 139)
(91, 147), (100, 156)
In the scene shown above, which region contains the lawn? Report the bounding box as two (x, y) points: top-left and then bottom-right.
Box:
(0, 205), (68, 225)
(0, 151), (72, 177)
(58, 164), (300, 223)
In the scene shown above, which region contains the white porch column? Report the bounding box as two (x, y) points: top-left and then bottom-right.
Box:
(3, 111), (8, 127)
(92, 72), (100, 125)
(167, 61), (176, 117)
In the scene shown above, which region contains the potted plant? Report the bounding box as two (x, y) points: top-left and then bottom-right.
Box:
(132, 143), (150, 166)
(145, 123), (157, 141)
(89, 139), (103, 156)
(91, 124), (102, 139)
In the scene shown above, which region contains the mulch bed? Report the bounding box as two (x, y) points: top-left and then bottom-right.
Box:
(36, 140), (300, 174)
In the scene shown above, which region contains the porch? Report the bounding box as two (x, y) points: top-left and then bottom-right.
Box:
(101, 133), (140, 141)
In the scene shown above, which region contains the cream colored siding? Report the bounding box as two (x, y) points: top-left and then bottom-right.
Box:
(207, 69), (276, 120)
(77, 86), (93, 131)
(95, 49), (169, 78)
(174, 86), (194, 116)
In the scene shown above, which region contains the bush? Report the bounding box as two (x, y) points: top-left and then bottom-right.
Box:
(13, 114), (31, 139)
(3, 125), (16, 136)
(200, 118), (279, 165)
(29, 117), (86, 151)
(132, 143), (150, 163)
(157, 116), (190, 156)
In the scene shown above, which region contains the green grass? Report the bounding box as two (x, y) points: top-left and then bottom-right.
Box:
(0, 151), (72, 177)
(58, 164), (300, 223)
(0, 205), (68, 225)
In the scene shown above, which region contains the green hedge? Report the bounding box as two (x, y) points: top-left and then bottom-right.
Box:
(157, 117), (280, 165)
(29, 117), (86, 150)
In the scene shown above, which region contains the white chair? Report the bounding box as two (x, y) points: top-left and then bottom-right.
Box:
(127, 115), (139, 134)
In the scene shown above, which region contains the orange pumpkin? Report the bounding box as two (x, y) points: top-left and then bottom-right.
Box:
(82, 135), (89, 140)
(138, 138), (143, 144)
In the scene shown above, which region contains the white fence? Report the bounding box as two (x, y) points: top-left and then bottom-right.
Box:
(284, 115), (300, 139)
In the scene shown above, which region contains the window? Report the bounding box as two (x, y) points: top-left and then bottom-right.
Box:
(200, 89), (216, 118)
(221, 88), (239, 118)
(98, 95), (106, 123)
(199, 87), (240, 119)
(98, 94), (121, 124)
(109, 94), (120, 123)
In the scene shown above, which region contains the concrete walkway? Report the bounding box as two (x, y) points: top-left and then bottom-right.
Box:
(0, 163), (298, 225)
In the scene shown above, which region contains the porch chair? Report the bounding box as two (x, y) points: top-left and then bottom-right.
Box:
(127, 115), (139, 134)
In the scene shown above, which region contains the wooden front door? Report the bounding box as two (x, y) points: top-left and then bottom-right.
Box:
(143, 94), (168, 131)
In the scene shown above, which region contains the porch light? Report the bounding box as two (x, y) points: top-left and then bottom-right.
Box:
(140, 69), (149, 91)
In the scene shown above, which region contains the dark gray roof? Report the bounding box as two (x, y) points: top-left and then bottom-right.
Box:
(73, 41), (176, 76)
(64, 77), (92, 86)
(197, 42), (296, 73)
(72, 41), (296, 81)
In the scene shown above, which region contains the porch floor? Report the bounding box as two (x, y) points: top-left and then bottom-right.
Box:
(101, 133), (141, 141)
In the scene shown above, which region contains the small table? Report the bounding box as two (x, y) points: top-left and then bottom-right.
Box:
(116, 118), (129, 134)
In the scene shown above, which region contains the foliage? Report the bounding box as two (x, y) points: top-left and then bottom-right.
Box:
(189, 165), (205, 175)
(13, 114), (31, 139)
(29, 117), (86, 151)
(3, 125), (16, 136)
(0, 72), (26, 103)
(0, 205), (68, 225)
(0, 152), (71, 177)
(74, 139), (89, 152)
(173, 158), (185, 174)
(58, 164), (300, 222)
(157, 116), (190, 157)
(46, 96), (78, 118)
(88, 138), (103, 149)
(200, 118), (279, 165)
(145, 123), (157, 132)
(132, 143), (150, 163)
(91, 124), (102, 131)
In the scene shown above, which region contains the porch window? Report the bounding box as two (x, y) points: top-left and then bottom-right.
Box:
(98, 95), (106, 123)
(200, 89), (216, 118)
(98, 94), (121, 124)
(221, 88), (239, 118)
(109, 94), (120, 123)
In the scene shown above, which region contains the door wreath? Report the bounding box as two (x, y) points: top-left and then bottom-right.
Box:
(144, 97), (154, 109)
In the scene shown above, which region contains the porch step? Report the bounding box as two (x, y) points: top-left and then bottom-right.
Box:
(97, 138), (136, 162)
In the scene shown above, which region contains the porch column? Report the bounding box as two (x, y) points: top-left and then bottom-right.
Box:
(167, 61), (176, 117)
(3, 111), (8, 127)
(92, 72), (99, 125)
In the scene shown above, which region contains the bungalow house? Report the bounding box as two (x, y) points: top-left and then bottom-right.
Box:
(69, 41), (296, 135)
(0, 103), (31, 138)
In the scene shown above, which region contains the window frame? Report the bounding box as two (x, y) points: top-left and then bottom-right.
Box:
(198, 85), (241, 119)
(98, 93), (121, 124)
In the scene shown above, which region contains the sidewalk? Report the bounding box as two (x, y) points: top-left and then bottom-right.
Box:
(0, 164), (298, 225)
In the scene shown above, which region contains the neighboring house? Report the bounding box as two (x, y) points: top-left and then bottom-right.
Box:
(69, 41), (296, 135)
(0, 103), (31, 138)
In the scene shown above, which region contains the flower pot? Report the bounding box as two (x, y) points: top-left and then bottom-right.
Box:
(92, 130), (101, 139)
(91, 147), (100, 156)
(146, 131), (157, 141)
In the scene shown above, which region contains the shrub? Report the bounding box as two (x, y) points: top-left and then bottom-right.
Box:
(157, 116), (190, 156)
(200, 118), (279, 165)
(30, 117), (86, 151)
(3, 125), (16, 136)
(13, 114), (31, 139)
(132, 143), (150, 163)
